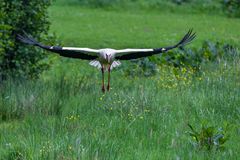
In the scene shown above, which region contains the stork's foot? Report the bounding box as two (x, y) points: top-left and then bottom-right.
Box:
(102, 86), (105, 93)
(107, 85), (110, 91)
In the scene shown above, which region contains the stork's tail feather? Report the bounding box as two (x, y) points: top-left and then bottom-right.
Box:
(89, 60), (102, 69)
(110, 61), (121, 70)
(17, 31), (40, 46)
(89, 60), (121, 70)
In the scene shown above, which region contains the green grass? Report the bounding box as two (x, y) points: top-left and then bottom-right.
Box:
(1, 58), (240, 159)
(0, 2), (240, 160)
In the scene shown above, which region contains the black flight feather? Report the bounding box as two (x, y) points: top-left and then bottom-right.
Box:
(17, 32), (98, 60)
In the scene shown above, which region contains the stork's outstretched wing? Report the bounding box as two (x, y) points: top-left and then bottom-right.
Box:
(17, 32), (99, 60)
(115, 29), (196, 60)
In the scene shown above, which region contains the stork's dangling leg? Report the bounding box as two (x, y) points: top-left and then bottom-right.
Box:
(101, 66), (105, 93)
(107, 66), (111, 91)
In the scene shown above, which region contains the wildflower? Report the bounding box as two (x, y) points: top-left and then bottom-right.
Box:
(182, 67), (187, 73)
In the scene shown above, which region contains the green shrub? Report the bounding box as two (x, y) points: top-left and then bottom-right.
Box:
(77, 0), (127, 8)
(71, 0), (223, 15)
(0, 0), (54, 80)
(222, 0), (240, 17)
(122, 41), (239, 77)
(172, 0), (191, 5)
(187, 123), (230, 150)
(121, 58), (158, 77)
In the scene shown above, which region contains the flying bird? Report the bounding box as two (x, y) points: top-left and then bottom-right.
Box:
(18, 29), (196, 92)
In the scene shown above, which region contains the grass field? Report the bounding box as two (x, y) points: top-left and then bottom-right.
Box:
(0, 1), (240, 160)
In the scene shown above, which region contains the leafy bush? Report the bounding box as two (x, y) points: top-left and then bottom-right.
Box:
(122, 41), (239, 77)
(72, 0), (223, 15)
(0, 0), (54, 80)
(77, 0), (127, 8)
(172, 0), (191, 5)
(61, 0), (240, 17)
(187, 123), (230, 150)
(121, 58), (158, 77)
(163, 41), (238, 67)
(222, 0), (240, 17)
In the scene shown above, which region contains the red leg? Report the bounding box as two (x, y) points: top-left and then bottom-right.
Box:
(101, 67), (105, 93)
(107, 66), (111, 91)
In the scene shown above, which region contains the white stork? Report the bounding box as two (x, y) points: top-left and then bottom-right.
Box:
(18, 29), (196, 92)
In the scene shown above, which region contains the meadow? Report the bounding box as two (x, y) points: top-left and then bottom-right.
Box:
(0, 1), (240, 159)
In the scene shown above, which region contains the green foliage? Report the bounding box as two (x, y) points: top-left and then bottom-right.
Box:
(121, 58), (158, 77)
(222, 0), (240, 17)
(77, 0), (124, 7)
(55, 0), (223, 15)
(166, 41), (238, 68)
(56, 0), (240, 18)
(0, 0), (54, 80)
(172, 0), (191, 5)
(1, 147), (28, 160)
(122, 41), (239, 77)
(74, 0), (220, 8)
(187, 123), (230, 151)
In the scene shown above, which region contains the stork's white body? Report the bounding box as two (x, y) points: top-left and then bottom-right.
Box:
(92, 48), (119, 70)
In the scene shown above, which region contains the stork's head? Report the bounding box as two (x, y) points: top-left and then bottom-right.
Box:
(106, 54), (112, 63)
